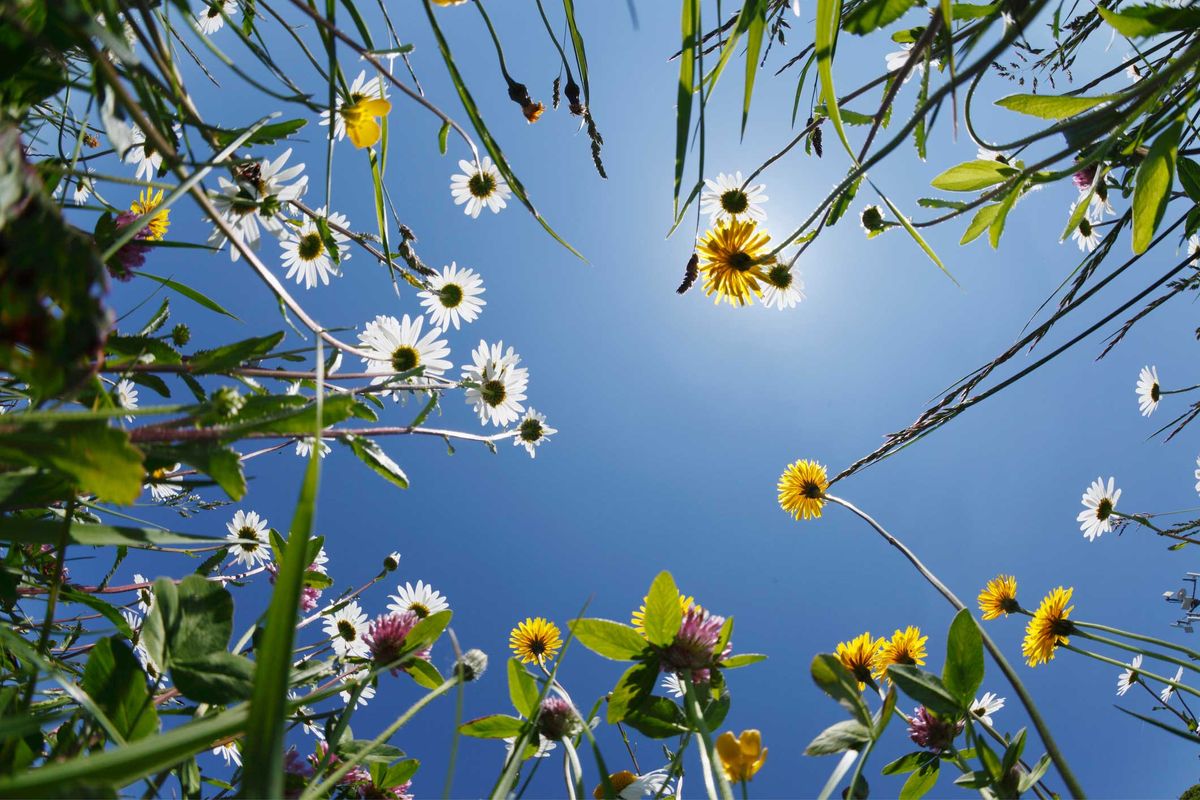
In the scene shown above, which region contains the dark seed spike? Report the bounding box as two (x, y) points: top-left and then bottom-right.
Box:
(676, 253), (699, 295)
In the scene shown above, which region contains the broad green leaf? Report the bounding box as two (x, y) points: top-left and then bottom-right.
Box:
(994, 93), (1116, 120)
(942, 609), (984, 703)
(721, 653), (767, 669)
(1132, 121), (1180, 254)
(886, 664), (963, 716)
(805, 719), (871, 755)
(1018, 754), (1053, 793)
(167, 575), (234, 665)
(810, 654), (872, 728)
(187, 332), (284, 373)
(950, 2), (998, 18)
(0, 421), (144, 504)
(961, 203), (1001, 244)
(1097, 4), (1200, 37)
(623, 696), (687, 739)
(674, 0), (698, 213)
(900, 761), (940, 799)
(702, 693), (730, 729)
(641, 571), (682, 647)
(816, 0), (853, 156)
(844, 0), (918, 34)
(406, 658), (444, 691)
(571, 618), (648, 661)
(459, 714), (526, 739)
(930, 160), (1017, 192)
(211, 118), (307, 147)
(335, 741), (407, 765)
(170, 443), (245, 501)
(81, 637), (158, 742)
(171, 652), (255, 705)
(882, 751), (937, 775)
(607, 660), (658, 724)
(0, 517), (223, 548)
(988, 180), (1023, 248)
(1178, 157), (1200, 202)
(405, 609), (452, 651)
(507, 659), (540, 718)
(341, 434), (409, 489)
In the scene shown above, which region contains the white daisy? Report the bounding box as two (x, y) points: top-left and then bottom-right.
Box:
(357, 314), (453, 399)
(279, 207), (350, 289)
(120, 608), (142, 637)
(212, 742), (241, 767)
(976, 147), (1005, 162)
(1077, 476), (1122, 542)
(114, 379), (138, 423)
(513, 407), (557, 459)
(387, 580), (449, 619)
(319, 70), (390, 141)
(1069, 204), (1102, 252)
(224, 509), (271, 568)
(146, 463), (184, 501)
(133, 573), (154, 615)
(969, 692), (1005, 726)
(340, 681), (375, 708)
(615, 769), (673, 800)
(288, 691), (326, 740)
(418, 262), (486, 330)
(1136, 365), (1161, 417)
(99, 93), (136, 161)
(71, 168), (95, 205)
(295, 436), (332, 459)
(1089, 186), (1115, 219)
(462, 340), (528, 427)
(1188, 235), (1199, 263)
(1116, 654), (1143, 696)
(884, 45), (939, 83)
(1194, 455), (1200, 496)
(762, 265), (806, 310)
(310, 545), (330, 574)
(124, 123), (180, 182)
(323, 601), (370, 659)
(195, 0), (238, 34)
(503, 734), (557, 758)
(450, 156), (511, 218)
(661, 673), (686, 698)
(208, 148), (308, 261)
(1161, 666), (1184, 703)
(699, 172), (768, 225)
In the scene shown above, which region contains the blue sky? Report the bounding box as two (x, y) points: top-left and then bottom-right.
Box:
(93, 2), (1200, 796)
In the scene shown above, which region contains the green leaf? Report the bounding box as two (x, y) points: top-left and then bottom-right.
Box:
(1018, 754), (1053, 793)
(721, 653), (767, 669)
(81, 637), (158, 742)
(1115, 705), (1200, 745)
(171, 652), (255, 705)
(886, 665), (963, 716)
(804, 719), (871, 755)
(341, 434), (409, 489)
(437, 122), (450, 154)
(406, 658), (444, 691)
(1096, 4), (1200, 36)
(994, 93), (1116, 120)
(702, 693), (730, 729)
(900, 760), (939, 799)
(336, 740), (407, 764)
(961, 203), (1001, 245)
(642, 571), (682, 647)
(379, 759), (419, 789)
(930, 160), (1018, 192)
(146, 575), (234, 668)
(211, 118), (307, 148)
(171, 443), (245, 501)
(0, 421), (144, 504)
(810, 654), (872, 727)
(138, 299), (171, 337)
(459, 714), (526, 739)
(507, 659), (539, 719)
(740, 0), (768, 137)
(405, 609), (452, 651)
(1132, 121), (1180, 254)
(882, 751), (936, 775)
(828, 173), (863, 226)
(816, 0), (852, 156)
(1177, 157), (1200, 202)
(844, 0), (917, 34)
(187, 332), (284, 374)
(136, 273), (239, 320)
(561, 0), (592, 105)
(623, 696), (687, 739)
(571, 618), (650, 661)
(942, 609), (984, 704)
(607, 660), (658, 724)
(673, 0), (697, 213)
(988, 179), (1023, 249)
(875, 188), (955, 284)
(0, 517), (224, 548)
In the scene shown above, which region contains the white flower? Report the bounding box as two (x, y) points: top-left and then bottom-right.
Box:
(699, 172), (768, 225)
(340, 681), (375, 708)
(357, 314), (452, 399)
(1194, 455), (1200, 496)
(120, 608), (142, 635)
(310, 545), (330, 574)
(133, 573), (154, 615)
(225, 509), (271, 568)
(661, 673), (686, 698)
(319, 70), (390, 141)
(212, 742), (241, 767)
(279, 207), (350, 289)
(615, 769), (673, 799)
(1069, 201), (1102, 252)
(450, 156), (511, 218)
(513, 407), (557, 459)
(463, 340), (528, 427)
(1077, 476), (1122, 542)
(1161, 666), (1184, 703)
(1188, 235), (1199, 263)
(114, 379), (138, 423)
(124, 123), (180, 182)
(288, 691), (326, 739)
(295, 436), (332, 459)
(1089, 188), (1115, 219)
(762, 267), (806, 310)
(1116, 654), (1143, 696)
(791, 0), (801, 14)
(976, 147), (1004, 162)
(884, 45), (939, 83)
(503, 735), (557, 758)
(100, 92), (136, 161)
(72, 168), (95, 205)
(195, 0), (238, 34)
(387, 580), (449, 619)
(323, 601), (370, 659)
(418, 262), (486, 330)
(1136, 365), (1161, 417)
(208, 148), (308, 261)
(146, 463), (184, 501)
(970, 692), (1005, 726)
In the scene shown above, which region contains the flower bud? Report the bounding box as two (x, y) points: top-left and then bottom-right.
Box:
(455, 649), (488, 682)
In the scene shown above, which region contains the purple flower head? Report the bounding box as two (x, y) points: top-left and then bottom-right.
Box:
(109, 211), (152, 280)
(661, 606), (731, 683)
(907, 706), (963, 752)
(364, 611), (427, 675)
(309, 742), (369, 787)
(536, 695), (581, 741)
(1073, 164), (1097, 191)
(300, 586), (322, 612)
(283, 747), (315, 798)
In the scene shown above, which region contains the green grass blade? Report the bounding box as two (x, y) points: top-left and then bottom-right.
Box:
(673, 0), (698, 215)
(740, 0), (768, 138)
(816, 0), (853, 157)
(137, 272), (240, 320)
(872, 182), (958, 285)
(561, 0), (591, 105)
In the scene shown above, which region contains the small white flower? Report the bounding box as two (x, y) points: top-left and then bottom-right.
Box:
(1188, 235), (1199, 262)
(503, 735), (557, 758)
(146, 463), (184, 501)
(661, 673), (686, 698)
(884, 45), (939, 83)
(114, 379), (138, 423)
(1116, 654), (1143, 696)
(224, 509), (271, 568)
(212, 742), (241, 767)
(1068, 202), (1102, 252)
(418, 262), (486, 330)
(310, 545), (330, 574)
(699, 172), (768, 225)
(1161, 666), (1184, 703)
(72, 168), (95, 205)
(463, 340), (528, 427)
(279, 207), (351, 289)
(762, 267), (805, 310)
(1089, 187), (1115, 219)
(319, 70), (389, 141)
(1136, 365), (1161, 417)
(323, 601), (370, 659)
(120, 608), (142, 636)
(1077, 476), (1122, 542)
(450, 156), (511, 218)
(976, 146), (1005, 162)
(1194, 455), (1200, 496)
(208, 148), (308, 261)
(288, 691), (326, 740)
(357, 314), (453, 399)
(295, 436), (333, 459)
(340, 681), (375, 708)
(513, 407), (557, 459)
(195, 0), (238, 34)
(616, 769), (673, 799)
(387, 580), (449, 619)
(970, 692), (1005, 726)
(133, 573), (154, 615)
(123, 123), (180, 182)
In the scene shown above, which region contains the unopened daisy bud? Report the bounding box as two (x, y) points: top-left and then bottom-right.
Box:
(211, 386), (245, 418)
(860, 204), (885, 234)
(171, 323), (191, 346)
(536, 696), (581, 741)
(383, 551), (401, 572)
(455, 648), (488, 682)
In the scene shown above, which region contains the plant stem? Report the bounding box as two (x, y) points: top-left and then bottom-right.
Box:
(683, 675), (733, 800)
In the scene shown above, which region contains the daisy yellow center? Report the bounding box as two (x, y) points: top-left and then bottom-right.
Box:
(391, 345), (420, 372)
(600, 772), (639, 798)
(336, 620), (357, 641)
(151, 468), (169, 480)
(519, 418), (544, 442)
(481, 379), (507, 407)
(720, 188), (749, 215)
(438, 283), (464, 308)
(238, 527), (258, 550)
(767, 264), (792, 289)
(297, 232), (324, 261)
(468, 171), (496, 198)
(1096, 498), (1113, 521)
(230, 193), (258, 218)
(408, 603), (430, 619)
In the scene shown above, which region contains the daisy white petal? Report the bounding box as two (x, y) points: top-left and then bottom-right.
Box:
(1077, 476), (1121, 542)
(1136, 365), (1161, 417)
(449, 157), (511, 218)
(357, 314), (452, 400)
(387, 580), (449, 619)
(418, 262), (486, 330)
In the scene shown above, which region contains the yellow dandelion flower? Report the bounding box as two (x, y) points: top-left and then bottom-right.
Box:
(872, 626), (928, 681)
(630, 594), (698, 637)
(716, 730), (767, 782)
(778, 459), (829, 521)
(696, 219), (772, 306)
(978, 575), (1020, 621)
(130, 188), (170, 241)
(509, 617), (562, 664)
(836, 632), (884, 689)
(1023, 586), (1074, 667)
(342, 96), (392, 149)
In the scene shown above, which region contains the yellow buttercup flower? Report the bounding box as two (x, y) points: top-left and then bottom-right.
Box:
(696, 219), (772, 306)
(342, 96), (392, 149)
(777, 459), (828, 521)
(630, 594), (697, 637)
(872, 626), (928, 681)
(129, 188), (170, 241)
(1023, 586), (1074, 667)
(716, 730), (767, 782)
(836, 632), (884, 689)
(509, 617), (562, 665)
(978, 575), (1020, 621)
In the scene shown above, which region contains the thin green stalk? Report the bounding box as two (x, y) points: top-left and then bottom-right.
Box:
(1061, 644), (1199, 699)
(1071, 628), (1200, 678)
(682, 675), (734, 800)
(25, 495), (77, 708)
